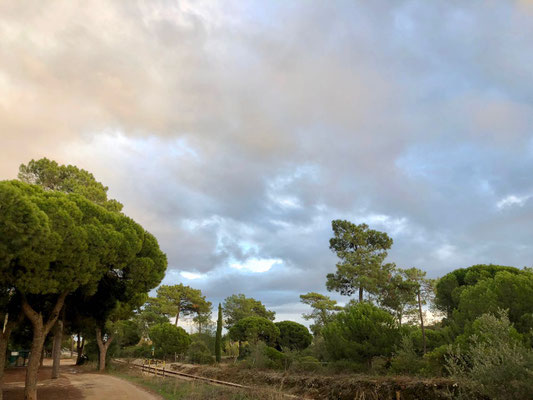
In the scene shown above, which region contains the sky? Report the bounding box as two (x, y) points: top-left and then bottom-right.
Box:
(2, 0), (533, 325)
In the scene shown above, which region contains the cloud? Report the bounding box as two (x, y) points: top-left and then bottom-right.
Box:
(230, 258), (282, 273)
(2, 1), (533, 318)
(496, 194), (531, 210)
(180, 271), (206, 280)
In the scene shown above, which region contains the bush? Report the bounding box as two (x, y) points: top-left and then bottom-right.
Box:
(229, 317), (280, 347)
(188, 341), (214, 364)
(446, 311), (533, 400)
(422, 345), (448, 376)
(322, 302), (398, 364)
(149, 323), (191, 360)
(275, 321), (312, 351)
(390, 336), (425, 375)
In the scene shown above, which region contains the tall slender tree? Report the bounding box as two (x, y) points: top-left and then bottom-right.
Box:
(215, 303), (223, 362)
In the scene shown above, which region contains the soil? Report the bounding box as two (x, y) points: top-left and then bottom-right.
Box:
(2, 359), (162, 400)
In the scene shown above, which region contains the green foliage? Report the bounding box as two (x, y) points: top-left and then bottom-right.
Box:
(446, 311), (533, 400)
(155, 284), (210, 326)
(262, 345), (287, 369)
(454, 270), (533, 335)
(18, 158), (123, 212)
(423, 345), (449, 376)
(120, 343), (152, 359)
(241, 342), (287, 369)
(326, 220), (394, 301)
(390, 336), (425, 375)
(222, 294), (275, 328)
(115, 320), (142, 347)
(229, 316), (280, 346)
(149, 322), (191, 359)
(134, 300), (170, 339)
(188, 340), (214, 364)
(322, 302), (398, 364)
(275, 321), (312, 351)
(215, 303), (223, 362)
(434, 264), (521, 317)
(299, 292), (341, 335)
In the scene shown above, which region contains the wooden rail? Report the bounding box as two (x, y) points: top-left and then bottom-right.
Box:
(112, 359), (305, 398)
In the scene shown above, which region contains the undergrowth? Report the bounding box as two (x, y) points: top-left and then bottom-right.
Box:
(108, 363), (286, 400)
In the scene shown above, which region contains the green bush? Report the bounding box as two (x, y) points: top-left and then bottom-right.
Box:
(263, 345), (287, 369)
(322, 302), (398, 364)
(149, 322), (191, 360)
(188, 341), (214, 364)
(275, 321), (312, 351)
(390, 336), (425, 375)
(422, 345), (448, 376)
(446, 311), (533, 400)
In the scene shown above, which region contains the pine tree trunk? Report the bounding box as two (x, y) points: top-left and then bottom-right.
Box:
(95, 327), (114, 372)
(25, 323), (46, 400)
(0, 321), (16, 400)
(358, 287), (364, 302)
(51, 318), (63, 379)
(0, 334), (8, 400)
(22, 292), (68, 400)
(417, 290), (426, 354)
(76, 334), (85, 365)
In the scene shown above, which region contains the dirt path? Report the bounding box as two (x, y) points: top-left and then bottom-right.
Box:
(3, 359), (161, 400)
(63, 371), (161, 400)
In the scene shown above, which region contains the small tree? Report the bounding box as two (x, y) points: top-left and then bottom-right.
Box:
(149, 322), (191, 360)
(299, 292), (342, 335)
(215, 303), (223, 362)
(275, 321), (312, 351)
(326, 220), (393, 302)
(322, 302), (398, 365)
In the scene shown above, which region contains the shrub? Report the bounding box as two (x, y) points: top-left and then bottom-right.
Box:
(149, 322), (191, 360)
(229, 316), (280, 346)
(390, 336), (425, 375)
(188, 340), (214, 364)
(322, 302), (398, 364)
(422, 345), (448, 376)
(275, 321), (312, 351)
(446, 311), (533, 400)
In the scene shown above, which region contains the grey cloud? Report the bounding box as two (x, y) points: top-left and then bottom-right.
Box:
(2, 1), (533, 313)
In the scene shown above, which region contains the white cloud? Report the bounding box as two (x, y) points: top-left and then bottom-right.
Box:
(230, 258), (282, 273)
(180, 271), (206, 280)
(496, 194), (531, 210)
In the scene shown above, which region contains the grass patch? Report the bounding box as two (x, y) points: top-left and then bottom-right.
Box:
(108, 363), (285, 400)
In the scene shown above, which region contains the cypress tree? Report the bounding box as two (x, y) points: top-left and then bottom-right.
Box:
(215, 303), (223, 362)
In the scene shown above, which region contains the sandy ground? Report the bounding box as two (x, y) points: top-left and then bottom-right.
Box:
(3, 359), (161, 400)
